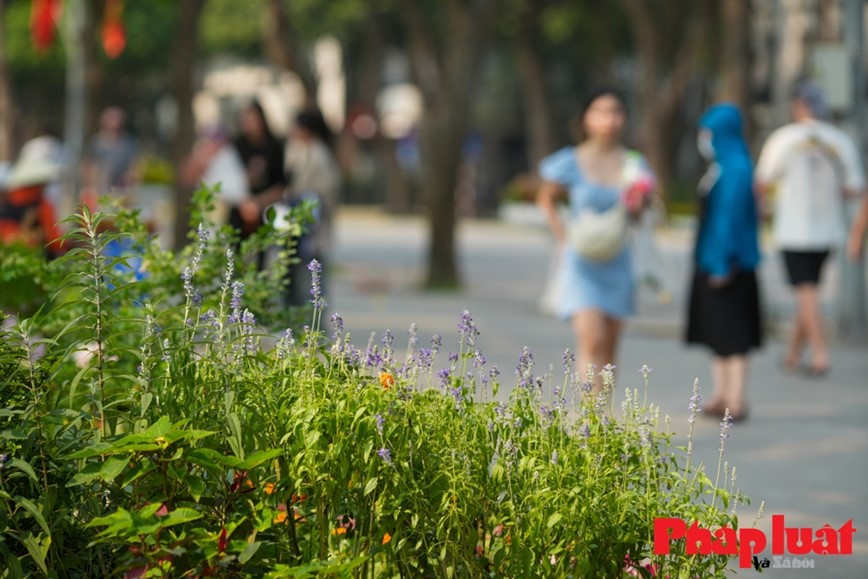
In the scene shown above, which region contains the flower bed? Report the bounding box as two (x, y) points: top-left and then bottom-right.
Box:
(0, 202), (754, 577)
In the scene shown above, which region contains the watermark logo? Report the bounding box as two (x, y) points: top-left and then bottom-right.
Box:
(653, 515), (857, 569)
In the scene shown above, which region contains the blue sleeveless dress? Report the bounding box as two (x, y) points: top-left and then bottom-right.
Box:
(539, 146), (643, 320)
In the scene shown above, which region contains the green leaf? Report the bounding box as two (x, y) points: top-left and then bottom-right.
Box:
(21, 532), (50, 575)
(238, 541), (261, 564)
(68, 365), (91, 405)
(7, 459), (38, 484)
(16, 498), (50, 535)
(140, 393), (153, 415)
(100, 456), (129, 482)
(363, 477), (378, 497)
(0, 540), (24, 576)
(69, 463), (102, 486)
(546, 513), (563, 529)
(160, 507), (203, 527)
(227, 412), (244, 460)
(187, 475), (206, 502)
(236, 449), (282, 471)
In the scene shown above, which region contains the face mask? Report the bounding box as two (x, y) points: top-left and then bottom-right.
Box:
(697, 131), (715, 160)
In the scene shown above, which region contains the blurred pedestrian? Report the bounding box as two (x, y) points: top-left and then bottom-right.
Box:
(82, 106), (138, 204)
(284, 108), (342, 307)
(686, 104), (762, 422)
(231, 100), (287, 246)
(181, 124), (249, 230)
(0, 144), (65, 257)
(756, 82), (865, 377)
(536, 88), (655, 392)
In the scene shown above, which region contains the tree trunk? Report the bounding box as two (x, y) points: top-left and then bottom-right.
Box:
(64, 0), (88, 204)
(355, 12), (411, 213)
(171, 0), (206, 251)
(262, 0), (316, 106)
(84, 0), (104, 136)
(402, 0), (495, 288)
(517, 1), (554, 171)
(720, 0), (752, 140)
(620, 0), (713, 197)
(0, 0), (13, 161)
(418, 106), (468, 287)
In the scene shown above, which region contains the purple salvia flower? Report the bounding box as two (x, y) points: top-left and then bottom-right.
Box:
(448, 352), (459, 364)
(720, 408), (733, 446)
(489, 366), (500, 380)
(223, 248), (235, 286)
(473, 349), (486, 369)
(430, 334), (442, 355)
(230, 281), (244, 312)
(450, 386), (463, 409)
(330, 312), (344, 339)
(381, 329), (394, 368)
(579, 421), (591, 438)
(408, 322), (418, 351)
(639, 425), (651, 449)
(364, 346), (383, 369)
(375, 413), (385, 435)
(515, 346), (534, 389)
(307, 259), (326, 309)
(458, 310), (479, 348)
(415, 348), (433, 371)
(377, 447), (392, 465)
(197, 223), (210, 244)
(539, 405), (554, 423)
(688, 379), (702, 424)
(437, 368), (451, 387)
(562, 349), (575, 374)
(344, 345), (362, 366)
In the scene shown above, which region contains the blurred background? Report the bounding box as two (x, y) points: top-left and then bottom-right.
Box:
(0, 0), (867, 320)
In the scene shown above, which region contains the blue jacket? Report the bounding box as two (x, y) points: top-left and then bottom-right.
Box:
(695, 104), (760, 277)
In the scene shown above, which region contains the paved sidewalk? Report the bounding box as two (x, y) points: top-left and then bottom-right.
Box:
(328, 207), (868, 577)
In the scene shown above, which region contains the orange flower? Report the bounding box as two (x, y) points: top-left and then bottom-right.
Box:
(273, 511), (288, 524)
(264, 482), (276, 495)
(379, 372), (394, 390)
(382, 532), (392, 545)
(330, 527), (347, 536)
(245, 479), (254, 489)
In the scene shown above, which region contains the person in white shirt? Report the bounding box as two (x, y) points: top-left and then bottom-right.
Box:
(181, 125), (250, 230)
(756, 82), (866, 377)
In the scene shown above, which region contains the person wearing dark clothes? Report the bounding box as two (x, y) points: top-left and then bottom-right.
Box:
(230, 101), (287, 242)
(686, 104), (762, 422)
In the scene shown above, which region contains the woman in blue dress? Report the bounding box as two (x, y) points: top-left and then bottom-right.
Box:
(537, 88), (655, 391)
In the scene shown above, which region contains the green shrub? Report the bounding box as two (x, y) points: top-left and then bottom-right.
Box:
(0, 202), (754, 577)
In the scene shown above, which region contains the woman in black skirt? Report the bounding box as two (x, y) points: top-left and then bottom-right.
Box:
(686, 104), (763, 422)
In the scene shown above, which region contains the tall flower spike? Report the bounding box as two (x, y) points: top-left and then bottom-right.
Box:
(719, 408), (733, 447)
(688, 378), (702, 424)
(307, 259), (326, 309)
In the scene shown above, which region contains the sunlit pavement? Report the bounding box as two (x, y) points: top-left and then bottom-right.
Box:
(327, 206), (868, 577)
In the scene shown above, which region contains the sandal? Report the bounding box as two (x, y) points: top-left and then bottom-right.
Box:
(701, 399), (727, 418)
(728, 404), (749, 423)
(801, 365), (829, 378)
(779, 356), (799, 374)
